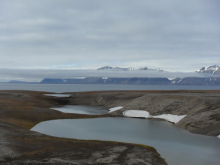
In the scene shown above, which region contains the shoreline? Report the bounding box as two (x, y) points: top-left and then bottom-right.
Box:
(66, 90), (220, 137)
(0, 90), (167, 164)
(1, 89), (220, 164)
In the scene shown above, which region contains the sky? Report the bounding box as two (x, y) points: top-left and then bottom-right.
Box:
(0, 0), (220, 81)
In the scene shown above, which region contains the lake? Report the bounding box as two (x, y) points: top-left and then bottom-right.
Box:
(2, 83), (220, 164)
(31, 117), (220, 165)
(51, 105), (109, 115)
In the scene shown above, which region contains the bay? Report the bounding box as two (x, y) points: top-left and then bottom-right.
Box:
(1, 83), (220, 93)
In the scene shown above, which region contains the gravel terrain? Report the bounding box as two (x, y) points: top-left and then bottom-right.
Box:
(2, 89), (219, 164)
(0, 90), (167, 165)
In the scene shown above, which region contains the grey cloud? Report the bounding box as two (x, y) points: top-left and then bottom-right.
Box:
(0, 0), (220, 71)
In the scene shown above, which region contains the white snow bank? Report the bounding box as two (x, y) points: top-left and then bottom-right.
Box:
(109, 106), (123, 112)
(44, 94), (71, 97)
(153, 114), (187, 124)
(123, 110), (150, 118)
(123, 110), (186, 123)
(217, 135), (220, 139)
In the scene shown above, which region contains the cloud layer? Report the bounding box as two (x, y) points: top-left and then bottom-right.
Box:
(0, 69), (218, 82)
(1, 0), (220, 72)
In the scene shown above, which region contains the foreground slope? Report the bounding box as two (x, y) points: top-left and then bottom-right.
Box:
(0, 91), (167, 164)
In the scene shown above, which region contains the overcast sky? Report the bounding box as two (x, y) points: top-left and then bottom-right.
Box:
(1, 0), (220, 81)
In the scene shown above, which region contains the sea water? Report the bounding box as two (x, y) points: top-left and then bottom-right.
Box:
(1, 83), (220, 93)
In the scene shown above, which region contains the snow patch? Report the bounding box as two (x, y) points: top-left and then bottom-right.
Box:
(109, 106), (123, 112)
(44, 94), (71, 97)
(123, 110), (186, 123)
(123, 110), (151, 118)
(153, 114), (187, 123)
(178, 78), (183, 83)
(212, 67), (219, 75)
(217, 135), (220, 138)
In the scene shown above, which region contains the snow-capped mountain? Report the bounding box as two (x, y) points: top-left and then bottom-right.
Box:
(97, 66), (163, 71)
(97, 66), (134, 71)
(139, 67), (149, 70)
(139, 67), (163, 72)
(196, 65), (220, 75)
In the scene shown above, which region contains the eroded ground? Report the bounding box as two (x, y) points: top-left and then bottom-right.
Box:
(67, 90), (220, 136)
(0, 90), (167, 164)
(1, 89), (220, 164)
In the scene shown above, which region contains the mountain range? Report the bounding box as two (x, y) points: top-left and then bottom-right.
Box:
(97, 66), (163, 71)
(8, 65), (220, 85)
(196, 65), (220, 75)
(97, 65), (220, 75)
(40, 77), (220, 86)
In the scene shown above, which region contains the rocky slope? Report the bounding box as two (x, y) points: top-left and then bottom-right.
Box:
(68, 90), (220, 137)
(171, 77), (220, 85)
(0, 91), (167, 165)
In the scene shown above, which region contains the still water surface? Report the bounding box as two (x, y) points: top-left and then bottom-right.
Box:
(51, 105), (109, 115)
(1, 83), (220, 93)
(44, 94), (71, 97)
(31, 117), (220, 165)
(2, 83), (220, 164)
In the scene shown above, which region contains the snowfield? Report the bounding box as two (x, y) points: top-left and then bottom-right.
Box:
(123, 110), (151, 118)
(123, 110), (186, 124)
(153, 114), (187, 123)
(109, 107), (186, 123)
(109, 106), (123, 112)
